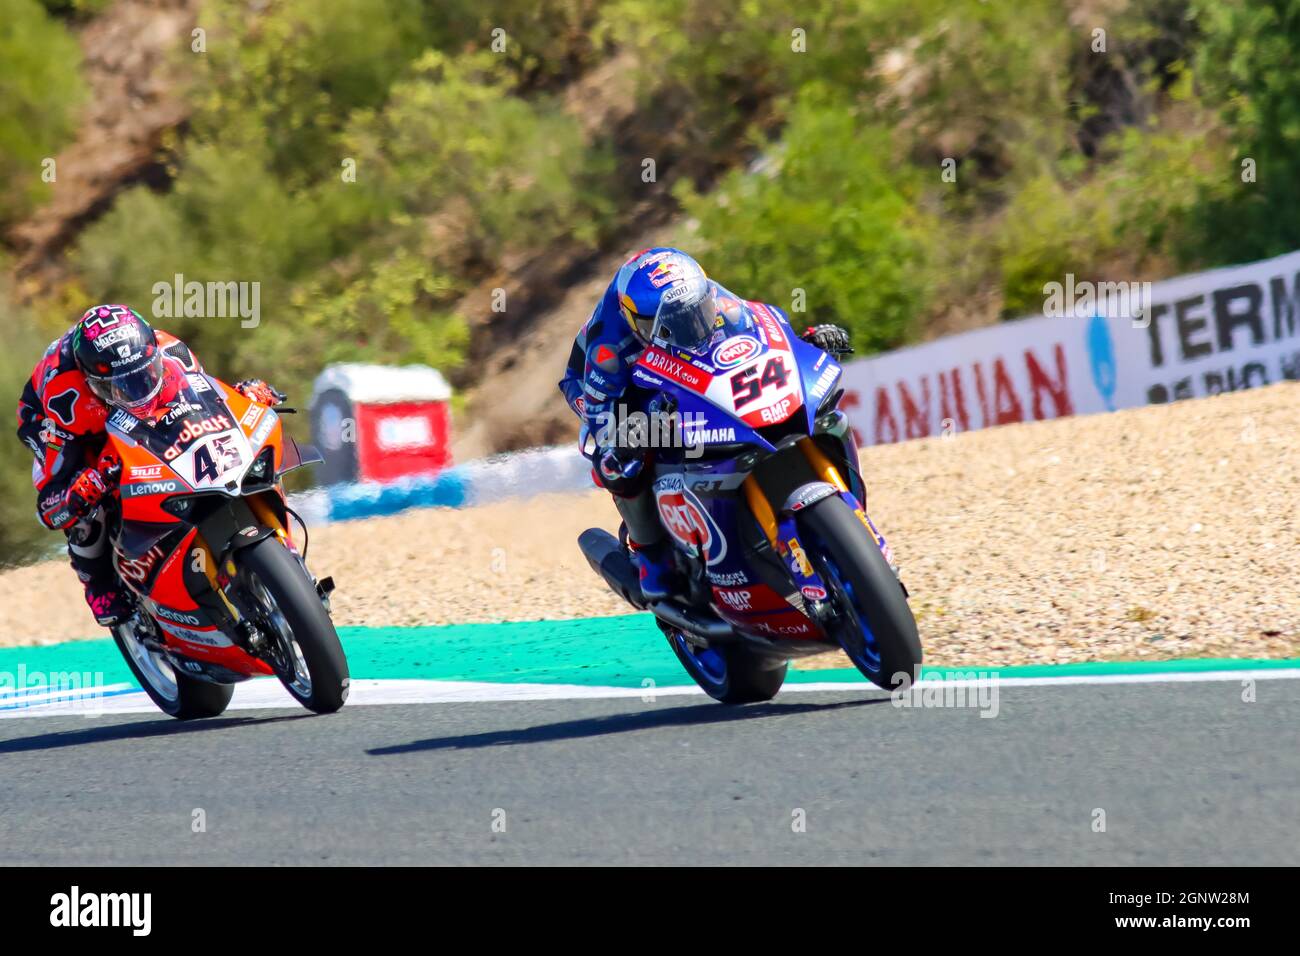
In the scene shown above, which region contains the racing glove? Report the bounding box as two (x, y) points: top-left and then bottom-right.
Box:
(61, 468), (109, 526)
(595, 444), (646, 496)
(234, 379), (287, 406)
(801, 324), (853, 357)
(97, 450), (123, 485)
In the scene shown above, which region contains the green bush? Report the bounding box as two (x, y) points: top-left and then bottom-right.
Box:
(0, 287), (61, 569)
(346, 50), (612, 265)
(1186, 0), (1300, 263)
(190, 0), (429, 183)
(0, 0), (86, 224)
(678, 89), (933, 353)
(996, 117), (1230, 318)
(422, 0), (606, 88)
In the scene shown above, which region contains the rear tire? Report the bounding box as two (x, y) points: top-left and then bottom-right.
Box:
(239, 536), (350, 714)
(797, 495), (921, 691)
(112, 620), (234, 720)
(662, 623), (787, 704)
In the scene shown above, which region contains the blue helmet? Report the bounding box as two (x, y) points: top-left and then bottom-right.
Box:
(615, 247), (717, 349)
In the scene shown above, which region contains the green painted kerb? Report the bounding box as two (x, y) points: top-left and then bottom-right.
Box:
(1, 615), (1296, 690)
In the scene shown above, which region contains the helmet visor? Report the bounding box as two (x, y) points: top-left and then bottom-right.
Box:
(650, 283), (717, 351)
(86, 351), (165, 413)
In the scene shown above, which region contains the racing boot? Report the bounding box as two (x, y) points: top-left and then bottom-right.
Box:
(84, 582), (136, 627)
(629, 537), (675, 602)
(614, 487), (675, 602)
(67, 510), (135, 627)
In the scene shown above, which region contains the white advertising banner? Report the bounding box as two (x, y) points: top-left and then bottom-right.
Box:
(838, 248), (1300, 445)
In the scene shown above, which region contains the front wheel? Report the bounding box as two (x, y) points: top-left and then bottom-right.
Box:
(661, 622), (787, 704)
(797, 495), (921, 691)
(112, 615), (234, 720)
(239, 536), (350, 714)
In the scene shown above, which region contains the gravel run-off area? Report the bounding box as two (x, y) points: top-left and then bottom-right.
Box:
(1, 382), (1296, 669)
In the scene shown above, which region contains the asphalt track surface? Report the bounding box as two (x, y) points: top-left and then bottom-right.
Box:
(1, 680), (1296, 865)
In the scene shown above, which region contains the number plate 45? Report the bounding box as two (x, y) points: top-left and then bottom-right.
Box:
(189, 431), (248, 486)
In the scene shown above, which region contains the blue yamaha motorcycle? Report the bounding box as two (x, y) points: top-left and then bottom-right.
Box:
(577, 299), (921, 703)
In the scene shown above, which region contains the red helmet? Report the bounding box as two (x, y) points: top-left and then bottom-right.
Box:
(71, 305), (167, 414)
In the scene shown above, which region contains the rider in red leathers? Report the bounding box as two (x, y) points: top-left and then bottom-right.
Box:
(14, 304), (284, 626)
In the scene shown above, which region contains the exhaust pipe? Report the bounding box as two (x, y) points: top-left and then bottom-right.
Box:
(577, 528), (738, 643)
(578, 528), (648, 610)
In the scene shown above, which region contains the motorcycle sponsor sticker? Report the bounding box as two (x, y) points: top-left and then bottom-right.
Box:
(159, 401), (201, 425)
(240, 403), (264, 430)
(786, 482), (839, 512)
(687, 471), (748, 493)
(250, 408), (278, 447)
(809, 364), (841, 402)
(653, 474), (727, 565)
(107, 408), (138, 434)
(715, 586), (753, 611)
(745, 617), (821, 638)
(855, 508), (894, 564)
(116, 543), (168, 585)
(756, 394), (798, 425)
(707, 569), (750, 586)
(186, 373), (212, 393)
(639, 348), (710, 393)
(121, 479), (182, 498)
(90, 326), (136, 352)
(748, 301), (787, 347)
(711, 583), (800, 620)
(153, 604), (204, 627)
(785, 537), (813, 577)
(162, 414), (233, 461)
(162, 623), (233, 648)
(712, 335), (761, 369)
(801, 584), (828, 601)
(681, 424), (736, 446)
(128, 465), (164, 480)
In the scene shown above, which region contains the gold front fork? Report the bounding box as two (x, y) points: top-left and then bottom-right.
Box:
(742, 438), (849, 550)
(797, 437), (848, 492)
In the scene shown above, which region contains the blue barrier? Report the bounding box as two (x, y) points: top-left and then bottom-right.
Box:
(291, 444), (592, 525)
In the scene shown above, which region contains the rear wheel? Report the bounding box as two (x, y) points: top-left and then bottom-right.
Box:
(797, 495), (921, 691)
(661, 623), (787, 704)
(239, 536), (350, 714)
(112, 615), (234, 720)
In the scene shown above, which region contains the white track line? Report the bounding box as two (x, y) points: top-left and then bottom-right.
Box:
(1, 668), (1297, 720)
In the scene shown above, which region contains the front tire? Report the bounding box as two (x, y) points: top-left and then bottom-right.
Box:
(797, 495), (922, 691)
(239, 536), (350, 714)
(112, 617), (234, 720)
(662, 623), (787, 704)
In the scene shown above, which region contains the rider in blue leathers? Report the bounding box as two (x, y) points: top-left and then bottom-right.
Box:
(558, 248), (852, 601)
